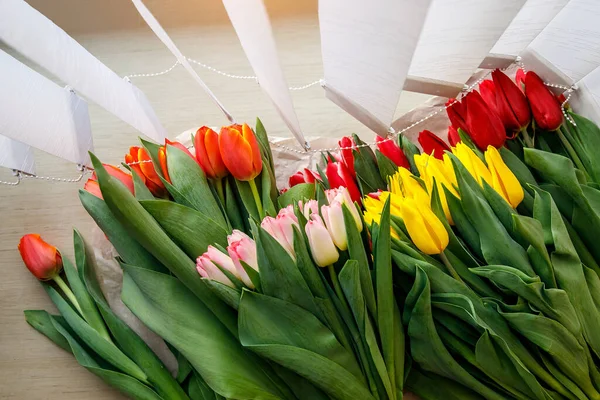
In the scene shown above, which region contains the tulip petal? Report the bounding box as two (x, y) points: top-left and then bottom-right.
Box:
(485, 146), (524, 208)
(418, 130), (450, 160)
(194, 127), (217, 178)
(219, 126), (256, 181)
(158, 147), (170, 183)
(138, 148), (164, 187)
(242, 123), (263, 176)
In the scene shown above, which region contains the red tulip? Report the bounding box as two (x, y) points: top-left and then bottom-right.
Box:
(418, 130), (450, 160)
(448, 126), (461, 147)
(464, 90), (506, 149)
(326, 161), (361, 204)
(219, 123), (263, 181)
(338, 136), (356, 176)
(516, 68), (526, 88)
(479, 80), (497, 112)
(289, 168), (320, 187)
(492, 69), (531, 132)
(375, 136), (410, 169)
(85, 164), (134, 199)
(126, 146), (166, 197)
(524, 71), (563, 131)
(18, 234), (63, 280)
(194, 126), (228, 180)
(446, 98), (468, 133)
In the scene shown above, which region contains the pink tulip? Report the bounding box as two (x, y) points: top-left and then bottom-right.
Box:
(227, 230), (258, 288)
(196, 253), (235, 288)
(299, 199), (319, 219)
(305, 214), (339, 267)
(261, 206), (299, 258)
(326, 187), (363, 232)
(321, 201), (347, 250)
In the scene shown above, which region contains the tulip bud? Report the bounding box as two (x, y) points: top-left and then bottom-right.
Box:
(227, 230), (258, 287)
(305, 214), (339, 267)
(515, 68), (526, 88)
(219, 123), (263, 181)
(299, 199), (319, 219)
(261, 206), (298, 258)
(492, 69), (531, 132)
(126, 146), (166, 197)
(464, 90), (506, 150)
(18, 234), (63, 280)
(338, 136), (356, 176)
(159, 139), (197, 183)
(196, 253), (235, 288)
(418, 130), (450, 160)
(326, 187), (363, 232)
(484, 146), (524, 208)
(478, 80), (497, 112)
(446, 98), (468, 133)
(194, 126), (228, 180)
(452, 142), (492, 187)
(400, 198), (449, 255)
(326, 161), (362, 204)
(524, 71), (563, 131)
(414, 153), (458, 224)
(321, 201), (347, 251)
(85, 164), (134, 199)
(447, 126), (461, 147)
(375, 136), (410, 169)
(289, 168), (320, 187)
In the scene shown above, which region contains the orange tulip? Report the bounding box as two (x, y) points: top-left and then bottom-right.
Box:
(219, 123), (263, 181)
(194, 126), (228, 180)
(18, 234), (63, 280)
(126, 146), (166, 197)
(159, 139), (197, 183)
(85, 164), (134, 199)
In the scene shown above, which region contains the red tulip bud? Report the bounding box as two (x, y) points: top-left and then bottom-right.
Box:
(464, 90), (506, 150)
(516, 68), (526, 88)
(446, 98), (468, 133)
(479, 80), (497, 112)
(289, 168), (320, 187)
(524, 71), (563, 131)
(326, 161), (361, 204)
(375, 136), (410, 169)
(492, 69), (531, 132)
(418, 130), (450, 160)
(18, 234), (63, 280)
(448, 126), (461, 147)
(338, 136), (356, 176)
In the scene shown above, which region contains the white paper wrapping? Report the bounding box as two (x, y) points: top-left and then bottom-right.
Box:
(490, 0), (569, 57)
(0, 50), (93, 166)
(528, 0), (600, 83)
(319, 0), (431, 135)
(130, 0), (235, 124)
(0, 135), (35, 174)
(222, 0), (306, 146)
(569, 66), (600, 128)
(0, 0), (167, 143)
(408, 0), (527, 84)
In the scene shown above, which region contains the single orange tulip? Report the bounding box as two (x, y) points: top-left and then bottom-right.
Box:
(126, 146), (166, 196)
(18, 234), (63, 280)
(218, 123), (263, 181)
(85, 164), (134, 199)
(83, 179), (102, 198)
(194, 127), (228, 180)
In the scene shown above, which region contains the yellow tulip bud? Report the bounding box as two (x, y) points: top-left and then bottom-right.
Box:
(452, 143), (492, 187)
(400, 198), (449, 255)
(484, 146), (524, 208)
(388, 167), (430, 206)
(363, 192), (402, 239)
(413, 153), (457, 225)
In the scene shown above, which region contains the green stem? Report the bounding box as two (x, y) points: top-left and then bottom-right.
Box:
(52, 275), (84, 316)
(521, 127), (534, 148)
(215, 177), (225, 205)
(557, 126), (586, 172)
(248, 178), (264, 219)
(440, 251), (465, 284)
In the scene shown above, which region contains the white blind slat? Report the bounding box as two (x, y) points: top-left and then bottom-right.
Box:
(491, 0), (569, 57)
(409, 0), (527, 84)
(319, 0), (432, 135)
(0, 135), (35, 174)
(222, 0), (305, 146)
(528, 0), (600, 83)
(0, 0), (166, 142)
(0, 50), (93, 166)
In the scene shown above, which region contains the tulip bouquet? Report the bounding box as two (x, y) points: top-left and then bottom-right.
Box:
(16, 67), (600, 400)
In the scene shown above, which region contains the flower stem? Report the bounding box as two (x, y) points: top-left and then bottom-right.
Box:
(557, 126), (586, 172)
(248, 178), (264, 219)
(215, 178), (225, 205)
(52, 274), (84, 316)
(521, 127), (534, 148)
(440, 251), (465, 284)
(327, 265), (349, 310)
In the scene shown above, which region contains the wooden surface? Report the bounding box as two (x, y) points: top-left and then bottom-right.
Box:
(0, 2), (429, 398)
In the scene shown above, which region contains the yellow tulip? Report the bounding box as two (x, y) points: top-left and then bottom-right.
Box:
(414, 153), (458, 224)
(484, 146), (524, 208)
(363, 192), (402, 238)
(452, 142), (492, 187)
(400, 198), (449, 255)
(388, 167), (430, 206)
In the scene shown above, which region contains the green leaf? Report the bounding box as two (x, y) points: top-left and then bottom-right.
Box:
(188, 372), (216, 400)
(121, 266), (286, 399)
(352, 134), (386, 192)
(238, 290), (373, 400)
(235, 179), (260, 221)
(140, 200), (228, 259)
(89, 155), (237, 335)
(139, 138), (165, 179)
(375, 150), (398, 182)
(64, 246), (111, 341)
(499, 147), (538, 195)
(128, 164), (155, 200)
(44, 285), (149, 383)
(398, 134), (421, 176)
(260, 161), (277, 216)
(166, 145), (227, 229)
(458, 128), (485, 159)
(49, 316), (164, 400)
(568, 112), (600, 184)
(204, 280), (241, 310)
(24, 310), (72, 353)
(255, 118), (275, 181)
(278, 183), (316, 208)
(292, 227), (328, 299)
(406, 367), (483, 400)
(79, 190), (167, 273)
(445, 188), (483, 259)
(342, 204), (376, 317)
